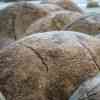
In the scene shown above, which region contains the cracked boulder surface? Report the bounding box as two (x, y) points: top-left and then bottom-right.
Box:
(0, 31), (100, 100)
(26, 11), (82, 33)
(0, 2), (49, 49)
(46, 0), (83, 13)
(64, 14), (100, 35)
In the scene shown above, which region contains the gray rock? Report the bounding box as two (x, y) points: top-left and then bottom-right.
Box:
(69, 74), (100, 100)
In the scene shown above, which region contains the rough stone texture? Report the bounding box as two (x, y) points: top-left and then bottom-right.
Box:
(0, 2), (51, 49)
(47, 0), (83, 13)
(26, 11), (82, 33)
(0, 31), (100, 100)
(64, 14), (100, 35)
(0, 2), (49, 40)
(0, 2), (64, 49)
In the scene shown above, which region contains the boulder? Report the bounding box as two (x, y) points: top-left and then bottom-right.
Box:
(96, 34), (100, 38)
(46, 0), (83, 13)
(0, 31), (100, 100)
(0, 2), (48, 40)
(64, 14), (100, 35)
(0, 2), (50, 49)
(26, 11), (82, 33)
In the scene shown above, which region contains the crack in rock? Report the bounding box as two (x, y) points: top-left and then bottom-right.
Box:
(22, 44), (49, 72)
(11, 14), (17, 40)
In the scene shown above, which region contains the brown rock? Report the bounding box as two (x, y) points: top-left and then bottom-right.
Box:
(47, 0), (83, 13)
(26, 11), (82, 33)
(0, 2), (48, 40)
(64, 14), (100, 35)
(0, 2), (50, 49)
(0, 31), (100, 100)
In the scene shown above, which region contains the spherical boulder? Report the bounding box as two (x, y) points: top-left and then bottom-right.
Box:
(26, 11), (82, 33)
(0, 31), (100, 100)
(0, 2), (48, 40)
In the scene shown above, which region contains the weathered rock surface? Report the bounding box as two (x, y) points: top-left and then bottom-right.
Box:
(0, 31), (100, 100)
(26, 11), (82, 33)
(64, 14), (100, 35)
(47, 0), (83, 13)
(0, 2), (48, 40)
(0, 2), (51, 49)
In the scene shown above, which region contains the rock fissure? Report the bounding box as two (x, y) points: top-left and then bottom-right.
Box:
(77, 39), (100, 71)
(63, 14), (93, 30)
(22, 44), (49, 72)
(11, 14), (17, 40)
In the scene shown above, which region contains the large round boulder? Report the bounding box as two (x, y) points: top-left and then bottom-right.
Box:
(0, 2), (48, 40)
(45, 0), (83, 13)
(64, 14), (100, 35)
(0, 31), (100, 100)
(26, 11), (82, 33)
(0, 2), (50, 49)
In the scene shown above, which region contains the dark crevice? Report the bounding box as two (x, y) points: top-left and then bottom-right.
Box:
(77, 38), (100, 71)
(22, 44), (48, 72)
(11, 15), (17, 40)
